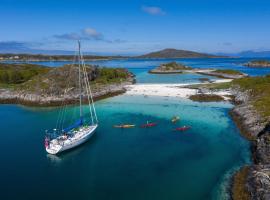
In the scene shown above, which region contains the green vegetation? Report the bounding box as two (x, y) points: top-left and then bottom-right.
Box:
(95, 68), (129, 84)
(0, 63), (132, 95)
(186, 82), (232, 90)
(0, 63), (50, 84)
(213, 69), (243, 75)
(188, 74), (270, 118)
(162, 62), (192, 70)
(189, 94), (224, 102)
(149, 62), (192, 74)
(232, 166), (250, 200)
(232, 75), (270, 118)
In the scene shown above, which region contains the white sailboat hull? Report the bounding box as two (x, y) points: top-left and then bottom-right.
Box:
(46, 125), (98, 155)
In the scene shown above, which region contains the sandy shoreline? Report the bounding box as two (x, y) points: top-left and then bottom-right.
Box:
(125, 79), (232, 99)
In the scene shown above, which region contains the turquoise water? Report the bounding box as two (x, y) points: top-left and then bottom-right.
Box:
(6, 57), (270, 76)
(0, 95), (250, 200)
(5, 57), (270, 84)
(0, 58), (255, 199)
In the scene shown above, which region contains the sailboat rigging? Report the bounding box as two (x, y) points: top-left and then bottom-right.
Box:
(44, 41), (98, 155)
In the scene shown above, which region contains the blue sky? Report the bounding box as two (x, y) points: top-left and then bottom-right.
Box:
(0, 0), (270, 55)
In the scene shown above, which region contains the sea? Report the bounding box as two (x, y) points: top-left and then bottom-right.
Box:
(1, 57), (269, 200)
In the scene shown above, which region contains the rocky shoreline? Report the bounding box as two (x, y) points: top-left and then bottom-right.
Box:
(148, 61), (247, 79)
(0, 79), (135, 107)
(197, 70), (248, 79)
(183, 80), (270, 199)
(230, 88), (270, 199)
(0, 62), (136, 106)
(244, 61), (270, 68)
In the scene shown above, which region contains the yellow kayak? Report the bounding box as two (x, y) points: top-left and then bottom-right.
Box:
(114, 124), (135, 128)
(171, 116), (180, 123)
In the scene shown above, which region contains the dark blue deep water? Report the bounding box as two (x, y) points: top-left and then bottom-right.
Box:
(1, 57), (266, 200)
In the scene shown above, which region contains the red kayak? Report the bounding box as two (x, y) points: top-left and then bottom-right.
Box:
(141, 122), (157, 128)
(174, 126), (191, 131)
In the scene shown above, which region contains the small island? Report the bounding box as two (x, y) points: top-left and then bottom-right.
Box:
(0, 63), (135, 106)
(197, 69), (248, 79)
(244, 60), (270, 68)
(149, 62), (247, 79)
(189, 94), (224, 102)
(149, 62), (192, 74)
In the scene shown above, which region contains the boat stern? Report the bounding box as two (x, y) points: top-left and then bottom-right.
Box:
(46, 144), (62, 155)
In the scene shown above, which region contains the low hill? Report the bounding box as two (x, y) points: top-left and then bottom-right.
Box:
(137, 48), (220, 59)
(0, 63), (135, 105)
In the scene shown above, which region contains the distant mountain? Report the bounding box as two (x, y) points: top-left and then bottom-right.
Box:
(137, 48), (221, 58)
(217, 50), (270, 58)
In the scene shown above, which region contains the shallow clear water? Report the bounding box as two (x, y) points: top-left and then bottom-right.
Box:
(0, 95), (250, 200)
(0, 58), (255, 199)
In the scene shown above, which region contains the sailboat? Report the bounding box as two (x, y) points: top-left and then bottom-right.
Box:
(44, 41), (98, 155)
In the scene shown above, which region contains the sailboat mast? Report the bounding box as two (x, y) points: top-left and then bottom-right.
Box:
(78, 41), (82, 118)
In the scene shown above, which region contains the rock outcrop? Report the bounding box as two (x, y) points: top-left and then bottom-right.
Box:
(0, 64), (135, 106)
(244, 60), (270, 68)
(231, 88), (270, 199)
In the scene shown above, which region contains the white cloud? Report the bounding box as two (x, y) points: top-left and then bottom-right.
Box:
(142, 6), (166, 16)
(54, 27), (103, 41)
(53, 28), (125, 44)
(82, 28), (104, 40)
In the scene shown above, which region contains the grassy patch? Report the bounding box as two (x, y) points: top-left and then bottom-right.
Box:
(186, 82), (232, 90)
(0, 63), (50, 84)
(213, 69), (243, 75)
(232, 166), (250, 200)
(151, 61), (192, 72)
(162, 61), (192, 70)
(232, 75), (270, 118)
(189, 94), (224, 102)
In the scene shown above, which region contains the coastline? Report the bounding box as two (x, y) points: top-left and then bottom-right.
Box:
(124, 79), (232, 99)
(0, 58), (126, 62)
(228, 89), (270, 199)
(148, 67), (248, 79)
(0, 74), (268, 198)
(124, 80), (270, 199)
(0, 89), (126, 107)
(0, 78), (135, 107)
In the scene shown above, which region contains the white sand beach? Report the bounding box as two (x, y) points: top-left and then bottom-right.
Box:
(125, 79), (233, 100)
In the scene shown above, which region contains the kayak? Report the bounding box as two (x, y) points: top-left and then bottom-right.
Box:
(114, 124), (135, 128)
(174, 126), (191, 131)
(140, 122), (157, 128)
(171, 116), (180, 123)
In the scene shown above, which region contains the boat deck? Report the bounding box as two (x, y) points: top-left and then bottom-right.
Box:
(46, 125), (97, 154)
